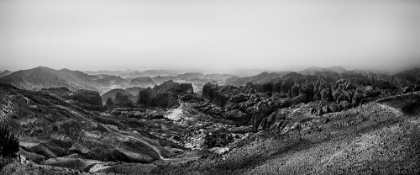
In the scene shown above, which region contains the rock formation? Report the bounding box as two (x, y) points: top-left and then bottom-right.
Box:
(137, 80), (194, 108)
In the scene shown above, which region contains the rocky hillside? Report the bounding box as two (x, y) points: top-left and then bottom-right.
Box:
(0, 83), (183, 174)
(156, 92), (420, 174)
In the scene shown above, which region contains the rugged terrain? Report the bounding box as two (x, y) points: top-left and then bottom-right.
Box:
(0, 67), (234, 94)
(0, 67), (419, 174)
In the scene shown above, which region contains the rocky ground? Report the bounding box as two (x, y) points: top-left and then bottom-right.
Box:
(155, 92), (420, 174)
(1, 68), (420, 174)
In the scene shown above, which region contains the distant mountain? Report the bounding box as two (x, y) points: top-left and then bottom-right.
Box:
(120, 69), (182, 78)
(204, 73), (233, 80)
(152, 72), (206, 84)
(0, 66), (100, 91)
(84, 70), (134, 76)
(393, 67), (420, 87)
(129, 77), (155, 87)
(227, 69), (271, 77)
(300, 66), (346, 75)
(0, 67), (155, 94)
(224, 72), (286, 87)
(0, 66), (235, 95)
(0, 70), (12, 77)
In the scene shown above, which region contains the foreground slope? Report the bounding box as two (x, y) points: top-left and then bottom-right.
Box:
(0, 84), (178, 173)
(155, 92), (420, 174)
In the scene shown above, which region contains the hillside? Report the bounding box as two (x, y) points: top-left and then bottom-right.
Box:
(155, 92), (420, 174)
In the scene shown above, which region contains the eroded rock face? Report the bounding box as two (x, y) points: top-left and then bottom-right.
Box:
(202, 83), (232, 108)
(114, 92), (134, 107)
(138, 88), (179, 108)
(137, 80), (193, 108)
(154, 80), (194, 94)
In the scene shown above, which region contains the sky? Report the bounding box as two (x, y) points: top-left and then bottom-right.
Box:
(1, 0), (420, 73)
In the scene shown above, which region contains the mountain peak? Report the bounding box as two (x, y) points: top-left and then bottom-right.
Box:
(31, 66), (55, 71)
(0, 70), (13, 77)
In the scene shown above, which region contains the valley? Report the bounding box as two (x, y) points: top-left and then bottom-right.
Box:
(0, 66), (419, 174)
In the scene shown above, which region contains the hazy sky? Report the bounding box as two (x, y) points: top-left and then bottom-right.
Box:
(1, 0), (420, 72)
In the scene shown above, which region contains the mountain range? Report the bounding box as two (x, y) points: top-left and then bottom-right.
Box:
(0, 66), (235, 94)
(0, 65), (420, 174)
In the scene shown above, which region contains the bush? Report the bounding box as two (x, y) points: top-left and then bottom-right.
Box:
(0, 124), (19, 167)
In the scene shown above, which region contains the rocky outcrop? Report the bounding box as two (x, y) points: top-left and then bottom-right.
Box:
(202, 83), (233, 108)
(114, 92), (134, 107)
(154, 80), (194, 94)
(138, 88), (179, 108)
(41, 88), (104, 111)
(72, 89), (102, 106)
(105, 97), (115, 109)
(101, 89), (136, 104)
(195, 68), (420, 130)
(137, 80), (193, 108)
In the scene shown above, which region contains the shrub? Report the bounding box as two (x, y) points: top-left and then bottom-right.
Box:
(0, 124), (19, 168)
